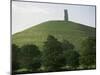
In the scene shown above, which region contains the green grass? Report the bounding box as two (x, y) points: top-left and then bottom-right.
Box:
(12, 20), (96, 52)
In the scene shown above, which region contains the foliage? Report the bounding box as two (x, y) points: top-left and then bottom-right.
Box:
(12, 44), (20, 71)
(12, 34), (96, 73)
(62, 40), (74, 50)
(80, 37), (96, 68)
(19, 44), (41, 71)
(42, 35), (66, 71)
(62, 40), (80, 69)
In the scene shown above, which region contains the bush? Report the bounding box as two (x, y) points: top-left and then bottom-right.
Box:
(12, 44), (20, 71)
(20, 44), (41, 71)
(62, 40), (74, 50)
(80, 37), (96, 68)
(64, 50), (80, 69)
(62, 40), (80, 69)
(42, 35), (66, 71)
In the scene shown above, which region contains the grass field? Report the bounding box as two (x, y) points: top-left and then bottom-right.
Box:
(12, 20), (96, 52)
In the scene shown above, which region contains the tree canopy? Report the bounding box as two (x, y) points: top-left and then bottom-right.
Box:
(42, 35), (66, 71)
(80, 37), (96, 68)
(19, 44), (41, 71)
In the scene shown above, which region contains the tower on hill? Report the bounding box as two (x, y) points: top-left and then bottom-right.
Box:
(64, 9), (68, 21)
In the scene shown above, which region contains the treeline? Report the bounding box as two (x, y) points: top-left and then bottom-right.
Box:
(12, 35), (96, 73)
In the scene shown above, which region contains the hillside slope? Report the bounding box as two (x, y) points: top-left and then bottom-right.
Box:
(12, 20), (96, 51)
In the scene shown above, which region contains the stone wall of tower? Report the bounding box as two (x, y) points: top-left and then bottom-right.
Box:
(64, 9), (68, 21)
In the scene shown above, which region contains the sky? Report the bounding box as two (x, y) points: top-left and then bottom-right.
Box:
(12, 1), (96, 34)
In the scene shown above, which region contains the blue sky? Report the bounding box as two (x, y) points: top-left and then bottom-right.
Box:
(12, 1), (96, 34)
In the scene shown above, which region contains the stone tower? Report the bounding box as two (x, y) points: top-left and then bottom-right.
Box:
(64, 9), (68, 21)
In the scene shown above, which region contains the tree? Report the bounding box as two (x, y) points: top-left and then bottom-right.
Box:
(42, 35), (66, 71)
(62, 40), (80, 69)
(20, 44), (41, 71)
(64, 50), (80, 69)
(12, 44), (20, 72)
(62, 40), (74, 50)
(80, 37), (96, 68)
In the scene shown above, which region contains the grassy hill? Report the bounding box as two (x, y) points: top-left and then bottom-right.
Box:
(12, 20), (96, 52)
